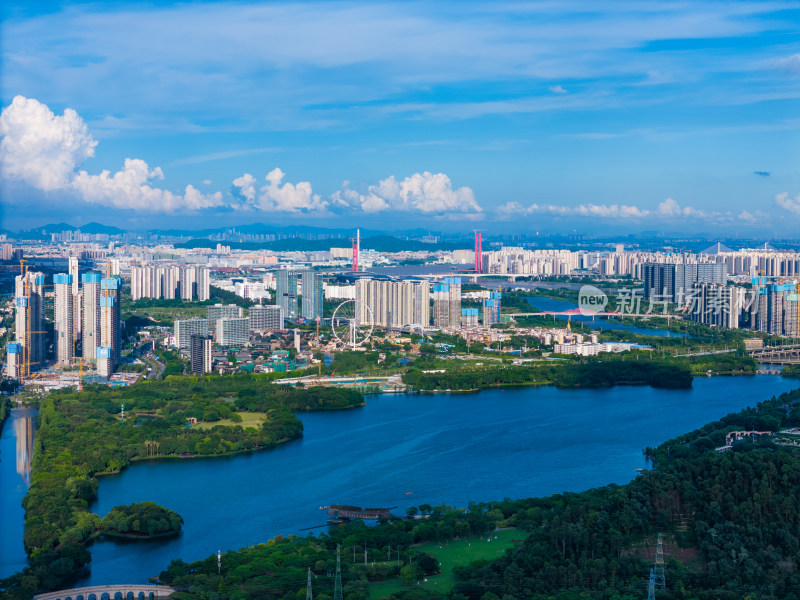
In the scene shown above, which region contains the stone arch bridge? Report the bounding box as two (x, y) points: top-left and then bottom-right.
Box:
(33, 584), (175, 600)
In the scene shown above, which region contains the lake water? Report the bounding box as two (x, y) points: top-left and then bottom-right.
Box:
(526, 297), (692, 338)
(2, 378), (797, 584)
(0, 406), (36, 579)
(64, 376), (798, 585)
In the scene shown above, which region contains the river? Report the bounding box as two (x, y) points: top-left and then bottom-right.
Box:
(78, 377), (797, 585)
(525, 297), (692, 338)
(0, 406), (36, 579)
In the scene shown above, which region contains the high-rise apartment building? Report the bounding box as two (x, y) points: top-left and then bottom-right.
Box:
(248, 304), (284, 332)
(461, 308), (479, 328)
(196, 267), (210, 301)
(175, 318), (209, 349)
(752, 280), (800, 337)
(432, 277), (461, 328)
(206, 304), (242, 321)
(301, 271), (323, 319)
(216, 318), (250, 346)
(131, 265), (208, 301)
(643, 263), (727, 302)
(180, 266), (196, 301)
(355, 278), (430, 328)
(97, 345), (113, 378)
(81, 272), (101, 359)
(100, 277), (121, 370)
(54, 274), (74, 366)
(68, 256), (81, 341)
(687, 284), (746, 329)
(483, 292), (502, 326)
(190, 334), (213, 374)
(5, 343), (22, 379)
(14, 271), (45, 374)
(277, 270), (299, 319)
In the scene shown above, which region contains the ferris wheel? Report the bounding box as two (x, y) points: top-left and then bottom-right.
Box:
(331, 299), (374, 350)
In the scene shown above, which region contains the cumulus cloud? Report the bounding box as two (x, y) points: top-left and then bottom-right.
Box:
(232, 173), (257, 202)
(549, 85), (568, 94)
(656, 197), (707, 218)
(776, 192), (800, 215)
(496, 201), (648, 219)
(233, 168), (325, 213)
(0, 95), (97, 191)
(73, 158), (219, 211)
(738, 210), (757, 223)
(0, 95), (222, 212)
(332, 172), (480, 215)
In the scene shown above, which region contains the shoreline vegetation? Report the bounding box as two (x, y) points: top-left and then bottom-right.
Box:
(0, 397), (11, 435)
(0, 351), (780, 598)
(403, 359), (695, 392)
(150, 385), (800, 600)
(0, 374), (364, 598)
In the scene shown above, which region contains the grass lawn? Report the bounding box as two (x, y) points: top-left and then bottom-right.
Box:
(195, 411), (268, 430)
(369, 528), (522, 599)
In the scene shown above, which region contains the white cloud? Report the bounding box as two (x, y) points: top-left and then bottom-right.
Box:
(233, 168), (326, 213)
(232, 173), (257, 202)
(549, 85), (568, 94)
(260, 167), (325, 212)
(767, 53), (800, 73)
(374, 172), (480, 214)
(776, 191), (800, 215)
(3, 3), (788, 131)
(497, 201), (648, 219)
(0, 95), (97, 191)
(0, 96), (222, 212)
(656, 197), (707, 218)
(738, 210), (757, 223)
(329, 172), (480, 215)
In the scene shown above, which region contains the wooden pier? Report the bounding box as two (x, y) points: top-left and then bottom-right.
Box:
(321, 504), (396, 522)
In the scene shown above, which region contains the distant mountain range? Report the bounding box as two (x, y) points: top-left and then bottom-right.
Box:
(19, 222), (127, 236)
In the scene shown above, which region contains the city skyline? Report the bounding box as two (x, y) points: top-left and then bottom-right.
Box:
(1, 1), (799, 234)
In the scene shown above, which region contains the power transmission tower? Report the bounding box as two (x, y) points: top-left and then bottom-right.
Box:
(647, 568), (655, 600)
(333, 544), (343, 600)
(654, 533), (666, 589)
(306, 566), (313, 600)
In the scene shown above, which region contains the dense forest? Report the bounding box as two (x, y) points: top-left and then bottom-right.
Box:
(143, 386), (800, 600)
(402, 360), (693, 391)
(100, 502), (183, 539)
(0, 375), (363, 599)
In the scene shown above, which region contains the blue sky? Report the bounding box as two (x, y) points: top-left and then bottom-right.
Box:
(1, 0), (799, 234)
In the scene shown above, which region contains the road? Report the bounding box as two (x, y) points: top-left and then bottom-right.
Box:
(129, 341), (165, 380)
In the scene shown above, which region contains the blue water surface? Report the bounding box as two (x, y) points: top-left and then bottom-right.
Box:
(68, 376), (797, 585)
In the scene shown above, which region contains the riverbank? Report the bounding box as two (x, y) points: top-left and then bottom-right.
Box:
(3, 379), (365, 598)
(64, 376), (797, 590)
(150, 382), (800, 600)
(403, 359), (693, 392)
(0, 398), (11, 437)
